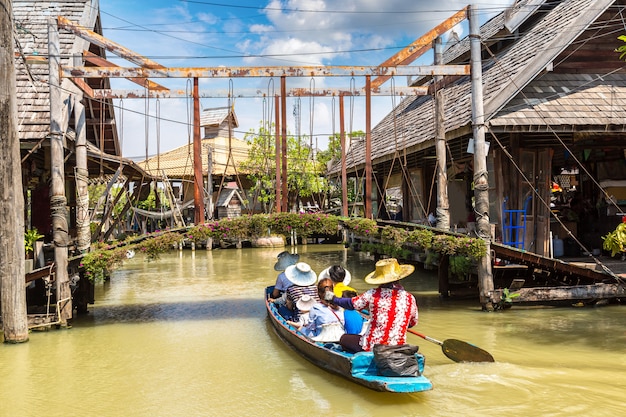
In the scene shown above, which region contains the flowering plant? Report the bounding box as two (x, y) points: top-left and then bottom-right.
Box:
(342, 217), (378, 237)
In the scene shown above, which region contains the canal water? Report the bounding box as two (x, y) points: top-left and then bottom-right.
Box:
(1, 245), (624, 416)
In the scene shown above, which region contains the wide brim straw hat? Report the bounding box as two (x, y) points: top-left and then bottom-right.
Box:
(284, 262), (317, 286)
(274, 251), (300, 271)
(317, 267), (352, 286)
(296, 294), (316, 311)
(364, 258), (415, 285)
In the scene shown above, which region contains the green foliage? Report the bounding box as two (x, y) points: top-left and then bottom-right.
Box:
(24, 228), (44, 257)
(602, 219), (626, 257)
(406, 229), (434, 250)
(136, 231), (182, 261)
(449, 255), (475, 277)
(380, 225), (409, 248)
(616, 35), (626, 61)
(241, 123), (330, 213)
(501, 287), (521, 303)
(343, 217), (379, 237)
(80, 245), (128, 282)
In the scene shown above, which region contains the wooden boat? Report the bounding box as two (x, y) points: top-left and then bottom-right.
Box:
(265, 286), (433, 393)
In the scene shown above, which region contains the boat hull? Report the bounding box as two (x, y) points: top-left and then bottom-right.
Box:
(265, 286), (433, 393)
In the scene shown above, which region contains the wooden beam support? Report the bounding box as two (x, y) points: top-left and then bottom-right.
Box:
(89, 86), (429, 99)
(60, 64), (470, 79)
(57, 16), (165, 69)
(82, 50), (168, 91)
(371, 6), (469, 89)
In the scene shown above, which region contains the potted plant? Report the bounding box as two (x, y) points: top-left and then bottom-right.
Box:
(24, 228), (44, 273)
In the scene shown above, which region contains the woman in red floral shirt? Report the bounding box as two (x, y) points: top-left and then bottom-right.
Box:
(328, 258), (418, 353)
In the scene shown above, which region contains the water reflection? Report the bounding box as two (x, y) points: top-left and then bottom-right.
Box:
(1, 245), (624, 417)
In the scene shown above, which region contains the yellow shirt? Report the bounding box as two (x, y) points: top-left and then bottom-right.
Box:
(333, 282), (357, 297)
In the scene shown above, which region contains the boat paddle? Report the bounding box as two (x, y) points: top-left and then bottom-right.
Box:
(408, 329), (495, 363)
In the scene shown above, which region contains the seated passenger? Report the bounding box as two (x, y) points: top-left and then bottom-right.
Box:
(287, 294), (315, 327)
(271, 251), (300, 299)
(282, 262), (320, 321)
(292, 278), (345, 343)
(317, 265), (357, 297)
(341, 290), (367, 335)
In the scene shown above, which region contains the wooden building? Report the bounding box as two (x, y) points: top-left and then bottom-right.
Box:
(139, 107), (251, 223)
(335, 0), (626, 259)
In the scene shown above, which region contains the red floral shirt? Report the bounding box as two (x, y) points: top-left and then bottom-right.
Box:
(352, 284), (418, 351)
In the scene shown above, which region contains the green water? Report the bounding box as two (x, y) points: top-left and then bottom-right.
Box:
(1, 245), (624, 416)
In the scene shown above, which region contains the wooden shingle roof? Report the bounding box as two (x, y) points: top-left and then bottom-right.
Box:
(14, 0), (119, 156)
(341, 0), (622, 171)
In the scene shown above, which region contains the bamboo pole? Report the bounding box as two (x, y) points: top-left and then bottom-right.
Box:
(0, 0), (29, 342)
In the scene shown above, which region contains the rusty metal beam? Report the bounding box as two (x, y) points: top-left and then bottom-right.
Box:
(90, 86), (429, 99)
(82, 50), (168, 91)
(371, 6), (469, 89)
(57, 16), (165, 70)
(60, 64), (470, 79)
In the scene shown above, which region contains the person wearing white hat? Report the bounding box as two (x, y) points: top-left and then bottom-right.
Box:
(318, 265), (356, 297)
(327, 258), (418, 353)
(281, 262), (320, 321)
(290, 278), (345, 343)
(286, 294), (315, 328)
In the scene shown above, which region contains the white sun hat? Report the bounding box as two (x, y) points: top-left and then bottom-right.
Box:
(296, 294), (317, 311)
(317, 266), (352, 286)
(284, 262), (317, 286)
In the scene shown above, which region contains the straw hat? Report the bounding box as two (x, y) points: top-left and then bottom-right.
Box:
(317, 266), (352, 286)
(274, 251), (300, 271)
(296, 294), (316, 311)
(284, 262), (317, 286)
(364, 258), (415, 285)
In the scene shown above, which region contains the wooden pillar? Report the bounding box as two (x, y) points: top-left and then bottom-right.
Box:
(434, 36), (450, 231)
(73, 94), (90, 253)
(0, 0), (29, 342)
(339, 94), (348, 217)
(280, 76), (288, 212)
(48, 18), (72, 324)
(274, 95), (281, 213)
(364, 75), (372, 219)
(193, 77), (205, 224)
(469, 6), (495, 311)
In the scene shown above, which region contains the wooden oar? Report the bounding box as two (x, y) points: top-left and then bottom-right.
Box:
(408, 329), (495, 363)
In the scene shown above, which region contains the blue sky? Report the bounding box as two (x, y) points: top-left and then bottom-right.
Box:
(98, 0), (515, 160)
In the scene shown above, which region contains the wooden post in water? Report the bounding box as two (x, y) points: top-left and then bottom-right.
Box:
(73, 95), (90, 253)
(364, 75), (372, 219)
(469, 6), (495, 311)
(339, 94), (348, 217)
(274, 95), (281, 214)
(0, 0), (29, 342)
(49, 18), (72, 325)
(193, 77), (205, 225)
(434, 36), (450, 231)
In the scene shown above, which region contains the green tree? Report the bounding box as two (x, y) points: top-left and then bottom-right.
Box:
(241, 122), (329, 213)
